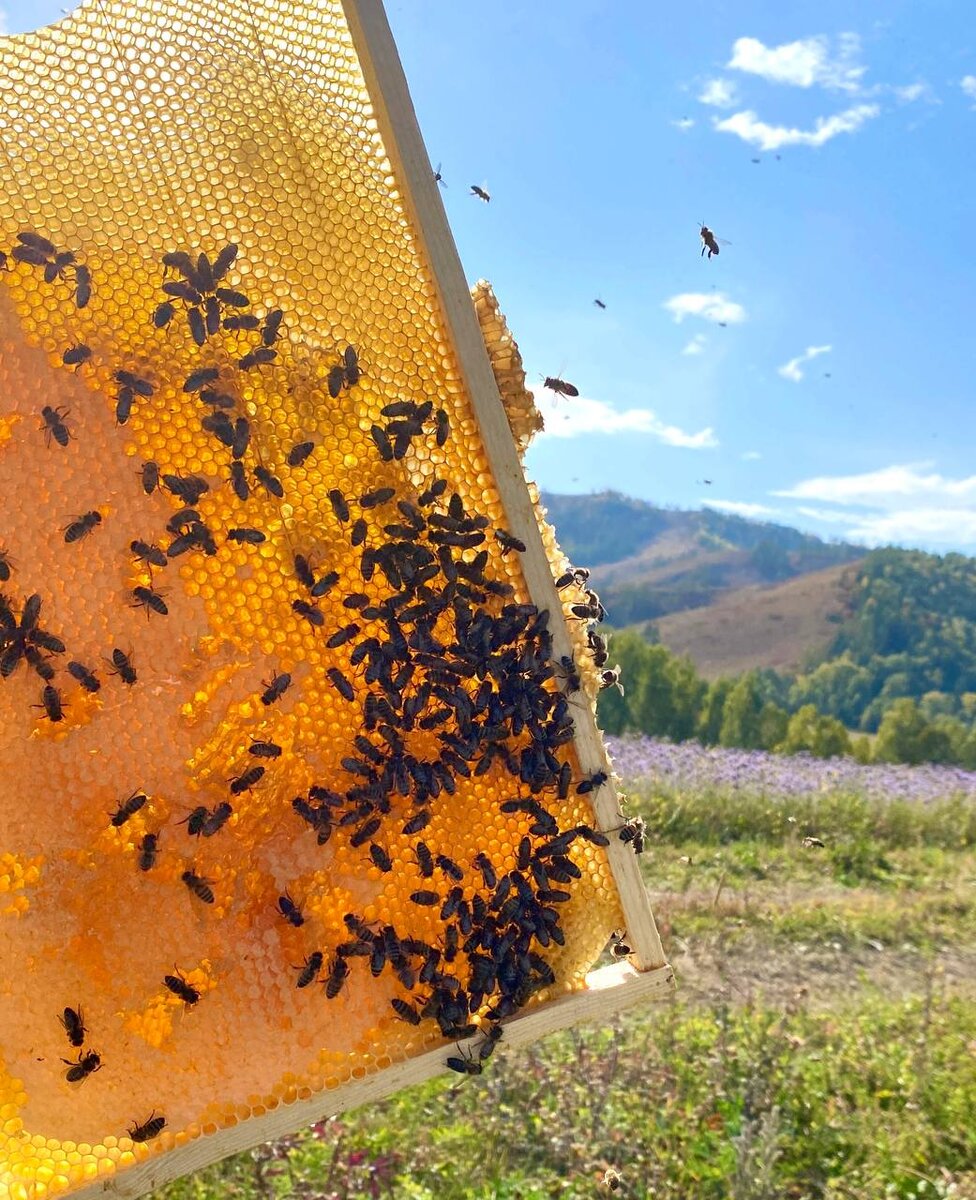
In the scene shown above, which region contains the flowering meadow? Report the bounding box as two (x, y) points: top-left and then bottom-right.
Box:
(607, 734), (976, 805)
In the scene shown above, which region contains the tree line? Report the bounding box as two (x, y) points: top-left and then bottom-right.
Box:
(597, 631), (976, 768)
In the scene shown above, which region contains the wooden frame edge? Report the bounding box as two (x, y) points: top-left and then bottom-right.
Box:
(71, 962), (674, 1199)
(341, 0), (668, 974)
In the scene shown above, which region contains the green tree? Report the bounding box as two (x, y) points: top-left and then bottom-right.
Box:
(698, 678), (733, 745)
(778, 704), (851, 758)
(595, 630), (650, 734)
(758, 702), (789, 751)
(719, 672), (766, 750)
(874, 698), (954, 765)
(665, 654), (707, 741)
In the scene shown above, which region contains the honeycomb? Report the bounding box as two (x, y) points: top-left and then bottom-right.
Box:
(0, 2), (627, 1197)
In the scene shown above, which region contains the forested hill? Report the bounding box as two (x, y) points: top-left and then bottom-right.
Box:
(793, 548), (976, 729)
(541, 491), (863, 625)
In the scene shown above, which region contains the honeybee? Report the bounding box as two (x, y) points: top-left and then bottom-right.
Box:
(699, 223), (727, 259)
(470, 184), (491, 203)
(543, 376), (579, 399)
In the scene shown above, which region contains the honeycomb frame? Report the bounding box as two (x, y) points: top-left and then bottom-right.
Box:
(0, 2), (671, 1197)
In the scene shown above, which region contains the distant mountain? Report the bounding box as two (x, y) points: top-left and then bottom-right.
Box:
(541, 491), (864, 627)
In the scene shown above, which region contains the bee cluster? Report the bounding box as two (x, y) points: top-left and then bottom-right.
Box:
(0, 230), (641, 1153)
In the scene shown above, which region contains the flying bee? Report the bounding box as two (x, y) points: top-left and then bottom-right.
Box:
(594, 298), (607, 309)
(63, 510), (102, 544)
(127, 1113), (166, 1143)
(163, 971), (201, 1005)
(276, 893), (304, 926)
(699, 222), (727, 259)
(470, 184), (490, 203)
(260, 671), (292, 705)
(59, 1006), (86, 1047)
(138, 832), (159, 871)
(599, 665), (624, 695)
(110, 790), (148, 827)
(543, 375), (579, 398)
(62, 1049), (101, 1083)
(295, 951), (323, 989)
(181, 869), (215, 903)
(434, 162), (447, 188)
(131, 585), (169, 617)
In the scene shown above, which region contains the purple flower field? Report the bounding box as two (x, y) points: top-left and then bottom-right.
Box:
(606, 735), (976, 804)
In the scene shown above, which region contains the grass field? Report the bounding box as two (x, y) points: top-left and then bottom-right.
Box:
(154, 746), (976, 1200)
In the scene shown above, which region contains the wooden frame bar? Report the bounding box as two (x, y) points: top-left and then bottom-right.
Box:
(342, 0), (669, 974)
(71, 961), (674, 1200)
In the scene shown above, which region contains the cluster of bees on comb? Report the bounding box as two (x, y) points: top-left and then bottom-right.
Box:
(1, 227), (645, 1146)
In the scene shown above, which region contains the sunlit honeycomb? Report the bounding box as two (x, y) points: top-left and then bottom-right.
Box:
(0, 2), (625, 1197)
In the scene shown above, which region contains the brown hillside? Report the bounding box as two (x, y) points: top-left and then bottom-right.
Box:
(654, 560), (864, 679)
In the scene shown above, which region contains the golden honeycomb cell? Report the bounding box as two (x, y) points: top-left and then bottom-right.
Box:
(0, 2), (630, 1197)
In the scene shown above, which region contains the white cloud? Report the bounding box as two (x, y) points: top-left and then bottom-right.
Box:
(774, 463), (976, 507)
(845, 509), (976, 547)
(681, 333), (707, 356)
(893, 83), (927, 102)
(705, 500), (777, 518)
(671, 117), (695, 131)
(537, 394), (717, 448)
(728, 33), (866, 92)
(0, 9), (8, 34)
(699, 78), (738, 108)
(714, 104), (879, 150)
(795, 506), (856, 524)
(664, 291), (746, 325)
(962, 76), (976, 104)
(778, 344), (832, 382)
(742, 450), (762, 461)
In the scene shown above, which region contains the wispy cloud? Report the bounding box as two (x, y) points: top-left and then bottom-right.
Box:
(780, 463), (976, 548)
(681, 333), (707, 356)
(893, 83), (929, 103)
(728, 34), (866, 92)
(714, 104), (879, 150)
(778, 344), (832, 382)
(664, 291), (746, 325)
(537, 395), (718, 448)
(671, 117), (695, 131)
(699, 79), (738, 109)
(0, 9), (8, 34)
(962, 76), (976, 104)
(774, 463), (976, 507)
(706, 500), (778, 518)
(742, 450), (762, 462)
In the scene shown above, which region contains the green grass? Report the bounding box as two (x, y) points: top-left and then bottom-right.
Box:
(157, 992), (976, 1200)
(151, 785), (976, 1200)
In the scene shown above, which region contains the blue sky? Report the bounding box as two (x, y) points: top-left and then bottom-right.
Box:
(4, 1), (976, 552)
